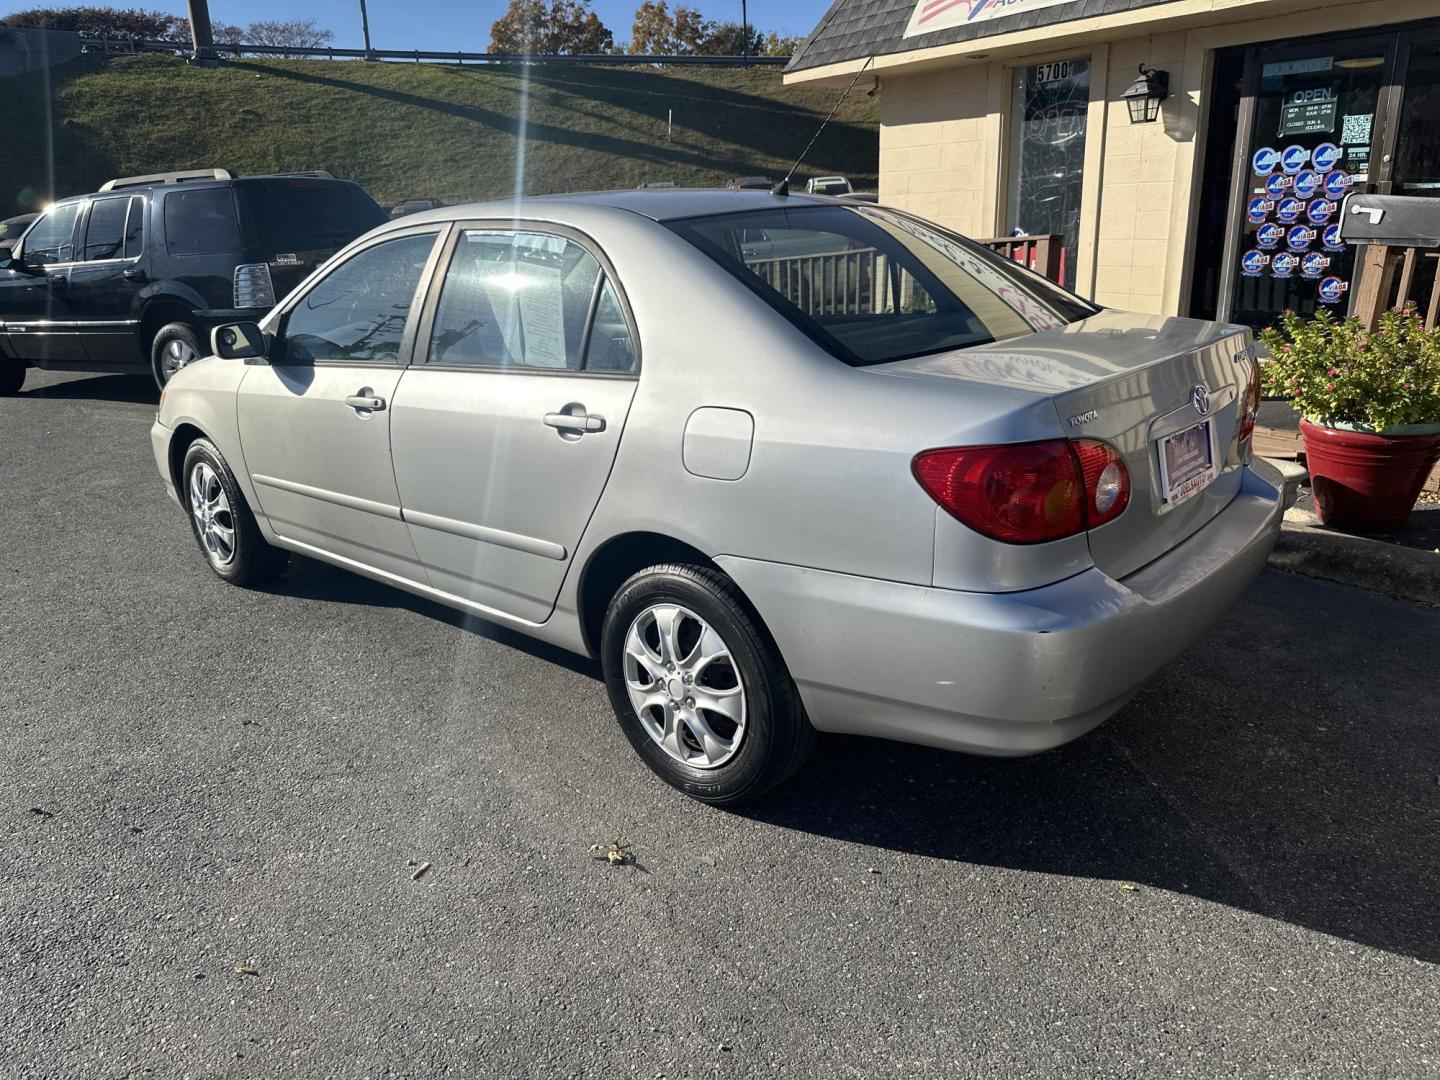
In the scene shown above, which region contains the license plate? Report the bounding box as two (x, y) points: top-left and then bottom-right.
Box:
(1158, 420), (1216, 505)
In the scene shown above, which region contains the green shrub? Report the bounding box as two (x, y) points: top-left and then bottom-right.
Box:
(1258, 305), (1440, 431)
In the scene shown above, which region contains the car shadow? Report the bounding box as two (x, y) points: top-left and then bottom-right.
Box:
(258, 555), (601, 680)
(23, 372), (156, 404)
(740, 571), (1440, 964)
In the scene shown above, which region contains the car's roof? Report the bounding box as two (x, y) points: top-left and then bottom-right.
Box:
(391, 188), (838, 228)
(50, 175), (364, 207)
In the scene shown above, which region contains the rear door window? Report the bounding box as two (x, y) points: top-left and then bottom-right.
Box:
(282, 232), (438, 364)
(20, 203), (81, 266)
(82, 197), (131, 261)
(165, 188), (240, 256)
(123, 197), (144, 258)
(426, 231), (601, 370)
(236, 181), (388, 253)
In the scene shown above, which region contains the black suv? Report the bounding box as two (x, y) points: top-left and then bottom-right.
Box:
(0, 169), (389, 392)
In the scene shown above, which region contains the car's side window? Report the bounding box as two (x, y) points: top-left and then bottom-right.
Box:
(164, 189), (239, 257)
(584, 278), (637, 373)
(282, 232), (438, 366)
(427, 230), (600, 370)
(82, 197), (131, 261)
(122, 197), (145, 259)
(19, 203), (81, 266)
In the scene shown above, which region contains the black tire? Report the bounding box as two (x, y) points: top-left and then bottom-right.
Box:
(180, 437), (288, 586)
(151, 321), (202, 389)
(0, 359), (25, 396)
(601, 563), (815, 806)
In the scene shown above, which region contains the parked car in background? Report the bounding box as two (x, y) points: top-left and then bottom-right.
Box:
(0, 213), (37, 256)
(151, 191), (1280, 805)
(725, 176), (772, 191)
(390, 198), (445, 219)
(0, 168), (388, 394)
(806, 175), (853, 196)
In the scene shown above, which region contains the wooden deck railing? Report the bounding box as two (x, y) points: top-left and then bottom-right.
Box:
(975, 234), (1063, 282)
(1351, 243), (1440, 330)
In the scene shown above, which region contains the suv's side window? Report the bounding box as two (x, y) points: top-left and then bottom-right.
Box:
(19, 203), (81, 266)
(164, 189), (239, 256)
(283, 232), (438, 365)
(83, 196), (141, 262)
(426, 230), (601, 370)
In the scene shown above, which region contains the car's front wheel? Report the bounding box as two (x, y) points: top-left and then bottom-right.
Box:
(601, 564), (815, 805)
(181, 438), (288, 586)
(152, 322), (202, 389)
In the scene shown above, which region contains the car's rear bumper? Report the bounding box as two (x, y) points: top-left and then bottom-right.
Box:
(717, 466), (1283, 756)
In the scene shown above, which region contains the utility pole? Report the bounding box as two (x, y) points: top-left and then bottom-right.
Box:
(186, 0), (217, 65)
(741, 0), (748, 62)
(359, 0), (376, 59)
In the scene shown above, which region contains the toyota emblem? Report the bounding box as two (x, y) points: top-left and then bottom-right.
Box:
(1190, 385), (1212, 415)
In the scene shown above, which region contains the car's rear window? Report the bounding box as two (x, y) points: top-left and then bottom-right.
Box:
(666, 205), (1098, 367)
(164, 188), (240, 256)
(235, 180), (388, 253)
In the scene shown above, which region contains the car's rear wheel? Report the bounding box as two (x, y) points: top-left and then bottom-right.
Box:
(0, 359), (25, 396)
(601, 563), (815, 805)
(181, 438), (287, 586)
(152, 322), (202, 389)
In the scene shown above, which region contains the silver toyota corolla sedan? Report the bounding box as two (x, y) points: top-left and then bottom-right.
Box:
(151, 190), (1282, 804)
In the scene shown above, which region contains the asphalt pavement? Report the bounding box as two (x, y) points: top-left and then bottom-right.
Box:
(2, 369), (1438, 1079)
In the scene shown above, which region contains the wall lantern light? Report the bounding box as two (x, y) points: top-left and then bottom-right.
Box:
(1123, 65), (1170, 124)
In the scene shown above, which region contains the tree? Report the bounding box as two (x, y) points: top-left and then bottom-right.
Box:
(760, 30), (802, 56)
(489, 0), (613, 54)
(626, 0), (708, 55)
(0, 5), (185, 39)
(696, 20), (763, 56)
(243, 18), (335, 57)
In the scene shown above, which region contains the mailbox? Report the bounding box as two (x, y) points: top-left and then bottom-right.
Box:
(1339, 193), (1440, 247)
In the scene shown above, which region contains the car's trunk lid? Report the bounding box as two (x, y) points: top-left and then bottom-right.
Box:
(873, 310), (1256, 580)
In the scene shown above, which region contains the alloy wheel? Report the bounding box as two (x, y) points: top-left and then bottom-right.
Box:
(188, 461), (236, 566)
(623, 603), (747, 769)
(160, 338), (197, 382)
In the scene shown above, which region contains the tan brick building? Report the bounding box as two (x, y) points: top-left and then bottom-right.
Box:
(784, 0), (1440, 329)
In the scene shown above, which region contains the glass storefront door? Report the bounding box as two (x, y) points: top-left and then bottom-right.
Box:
(1005, 59), (1090, 291)
(1224, 39), (1393, 327)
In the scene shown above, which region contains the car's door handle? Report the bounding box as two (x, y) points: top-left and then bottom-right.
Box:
(345, 394), (386, 411)
(544, 410), (605, 433)
(45, 274), (66, 288)
(122, 267), (146, 282)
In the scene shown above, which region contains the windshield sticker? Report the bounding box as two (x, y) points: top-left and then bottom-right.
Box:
(1256, 223), (1284, 250)
(1264, 174), (1291, 198)
(1307, 199), (1338, 225)
(1323, 171), (1352, 199)
(1312, 142), (1342, 170)
(1276, 198), (1304, 223)
(1300, 252), (1330, 279)
(1247, 197), (1275, 224)
(1292, 170), (1321, 199)
(1271, 252), (1299, 278)
(1240, 250), (1270, 277)
(1286, 226), (1316, 252)
(1253, 147), (1281, 175)
(1322, 223), (1345, 251)
(1280, 145), (1310, 175)
(1318, 275), (1349, 304)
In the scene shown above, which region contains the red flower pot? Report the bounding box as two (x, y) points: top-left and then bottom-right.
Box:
(1300, 420), (1440, 531)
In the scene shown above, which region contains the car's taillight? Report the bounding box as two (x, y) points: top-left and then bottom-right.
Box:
(1237, 359), (1261, 462)
(912, 439), (1130, 545)
(233, 262), (276, 309)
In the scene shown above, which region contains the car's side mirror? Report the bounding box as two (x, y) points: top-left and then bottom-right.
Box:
(212, 321), (269, 361)
(0, 252), (34, 274)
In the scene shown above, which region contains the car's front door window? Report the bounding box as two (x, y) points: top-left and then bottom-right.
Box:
(19, 203), (81, 266)
(283, 232), (438, 364)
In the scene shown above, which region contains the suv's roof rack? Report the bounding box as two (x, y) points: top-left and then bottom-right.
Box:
(262, 170), (336, 179)
(99, 168), (234, 192)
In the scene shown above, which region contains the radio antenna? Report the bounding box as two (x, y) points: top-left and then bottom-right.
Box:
(772, 56), (875, 198)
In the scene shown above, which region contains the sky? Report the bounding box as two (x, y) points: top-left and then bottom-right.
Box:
(0, 0), (833, 49)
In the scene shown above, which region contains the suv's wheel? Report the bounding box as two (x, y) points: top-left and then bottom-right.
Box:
(601, 563), (815, 805)
(181, 438), (288, 586)
(0, 360), (25, 396)
(151, 322), (202, 388)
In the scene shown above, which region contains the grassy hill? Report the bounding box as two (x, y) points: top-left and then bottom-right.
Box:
(1, 53), (877, 212)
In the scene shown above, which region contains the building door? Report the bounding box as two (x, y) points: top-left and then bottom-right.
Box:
(1217, 36), (1397, 328)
